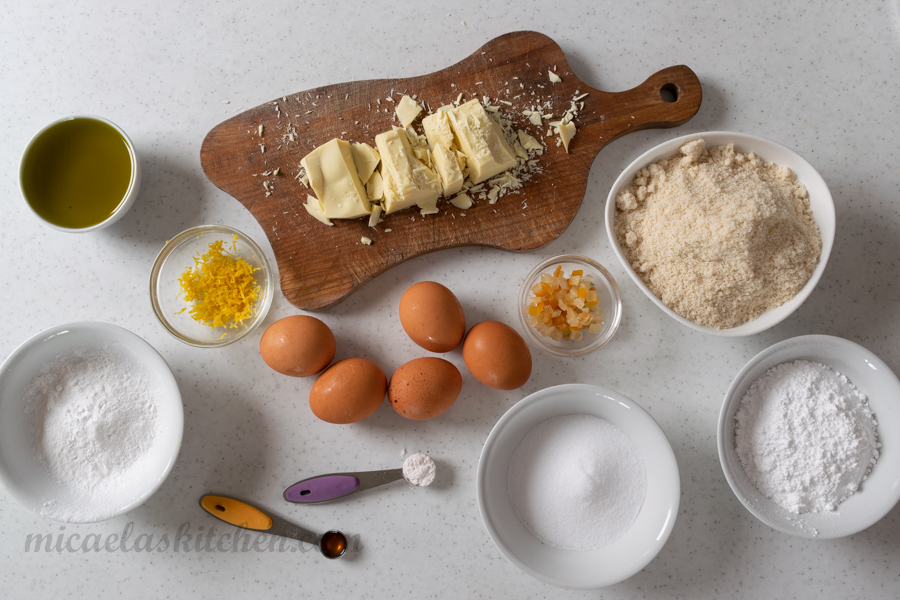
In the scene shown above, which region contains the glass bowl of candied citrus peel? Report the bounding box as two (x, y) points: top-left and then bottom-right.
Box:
(519, 255), (622, 357)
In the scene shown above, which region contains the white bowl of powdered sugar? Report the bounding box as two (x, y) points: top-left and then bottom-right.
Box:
(0, 322), (183, 523)
(605, 131), (835, 336)
(476, 384), (679, 589)
(718, 335), (900, 538)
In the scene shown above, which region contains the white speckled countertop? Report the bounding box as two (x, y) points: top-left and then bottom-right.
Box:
(2, 1), (900, 597)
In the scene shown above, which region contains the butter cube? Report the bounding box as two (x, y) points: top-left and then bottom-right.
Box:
(396, 95), (423, 128)
(351, 142), (381, 183)
(375, 128), (442, 214)
(422, 110), (456, 151)
(432, 143), (464, 197)
(301, 139), (372, 219)
(446, 100), (517, 184)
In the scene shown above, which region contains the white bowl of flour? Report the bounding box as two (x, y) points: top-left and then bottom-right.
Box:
(718, 335), (900, 538)
(0, 322), (183, 523)
(476, 384), (679, 589)
(605, 131), (836, 337)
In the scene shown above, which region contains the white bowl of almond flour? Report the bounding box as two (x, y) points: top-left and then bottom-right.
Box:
(0, 322), (183, 523)
(717, 335), (900, 538)
(605, 132), (835, 336)
(476, 384), (680, 589)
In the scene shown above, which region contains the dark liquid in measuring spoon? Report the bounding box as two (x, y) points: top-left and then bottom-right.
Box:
(319, 530), (347, 559)
(21, 118), (132, 229)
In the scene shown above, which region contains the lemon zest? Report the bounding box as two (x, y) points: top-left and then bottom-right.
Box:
(177, 238), (260, 329)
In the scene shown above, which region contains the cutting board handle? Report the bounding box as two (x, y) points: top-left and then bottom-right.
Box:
(578, 65), (702, 152)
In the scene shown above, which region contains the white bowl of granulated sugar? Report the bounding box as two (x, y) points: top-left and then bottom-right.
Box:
(605, 131), (835, 337)
(717, 335), (900, 539)
(477, 384), (680, 589)
(0, 322), (183, 523)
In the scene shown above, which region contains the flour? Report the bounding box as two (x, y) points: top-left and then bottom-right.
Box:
(614, 139), (822, 329)
(734, 360), (879, 514)
(507, 414), (646, 551)
(402, 453), (436, 487)
(24, 346), (160, 521)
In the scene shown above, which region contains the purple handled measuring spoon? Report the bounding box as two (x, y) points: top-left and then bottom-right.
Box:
(284, 454), (436, 504)
(284, 469), (405, 504)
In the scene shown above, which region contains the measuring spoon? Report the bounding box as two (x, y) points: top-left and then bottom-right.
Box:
(199, 494), (348, 559)
(284, 469), (404, 504)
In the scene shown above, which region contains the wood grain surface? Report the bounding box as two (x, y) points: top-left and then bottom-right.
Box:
(200, 31), (701, 311)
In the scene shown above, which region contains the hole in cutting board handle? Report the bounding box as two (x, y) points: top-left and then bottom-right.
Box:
(215, 504), (226, 512)
(299, 489), (311, 496)
(660, 83), (679, 103)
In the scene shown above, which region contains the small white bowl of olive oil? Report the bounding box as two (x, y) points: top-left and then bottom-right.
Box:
(18, 115), (141, 232)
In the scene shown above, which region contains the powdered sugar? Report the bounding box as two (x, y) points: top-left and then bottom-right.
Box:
(24, 347), (160, 521)
(507, 414), (646, 551)
(735, 360), (879, 514)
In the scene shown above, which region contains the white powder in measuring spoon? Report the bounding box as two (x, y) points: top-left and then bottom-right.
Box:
(735, 360), (879, 514)
(24, 347), (159, 520)
(507, 414), (647, 551)
(402, 453), (436, 486)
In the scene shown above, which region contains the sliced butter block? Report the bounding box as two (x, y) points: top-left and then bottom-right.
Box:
(518, 130), (543, 152)
(446, 100), (517, 184)
(351, 142), (381, 183)
(432, 143), (464, 197)
(396, 95), (423, 128)
(303, 195), (333, 226)
(559, 121), (577, 153)
(366, 171), (384, 201)
(301, 139), (372, 219)
(375, 128), (442, 214)
(422, 110), (456, 151)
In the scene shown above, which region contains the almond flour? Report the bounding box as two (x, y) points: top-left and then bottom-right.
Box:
(614, 139), (822, 329)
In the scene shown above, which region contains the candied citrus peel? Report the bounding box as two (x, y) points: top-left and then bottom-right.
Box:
(526, 265), (603, 341)
(176, 236), (261, 329)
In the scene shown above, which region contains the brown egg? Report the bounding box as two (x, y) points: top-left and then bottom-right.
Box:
(260, 316), (336, 377)
(388, 357), (462, 420)
(462, 321), (532, 390)
(309, 358), (386, 424)
(399, 281), (466, 353)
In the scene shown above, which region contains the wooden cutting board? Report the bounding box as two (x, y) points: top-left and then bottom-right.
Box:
(200, 31), (701, 311)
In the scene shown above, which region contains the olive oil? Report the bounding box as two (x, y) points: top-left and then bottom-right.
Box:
(20, 117), (133, 229)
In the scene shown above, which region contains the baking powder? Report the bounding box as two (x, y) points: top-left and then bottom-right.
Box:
(402, 453), (436, 487)
(734, 360), (879, 514)
(507, 414), (646, 551)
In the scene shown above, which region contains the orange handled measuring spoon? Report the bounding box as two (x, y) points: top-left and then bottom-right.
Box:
(199, 494), (349, 559)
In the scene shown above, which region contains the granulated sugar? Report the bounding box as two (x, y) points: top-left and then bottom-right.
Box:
(24, 346), (160, 521)
(735, 360), (879, 514)
(614, 139), (821, 329)
(507, 414), (646, 551)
